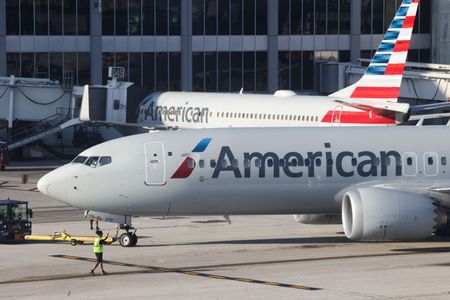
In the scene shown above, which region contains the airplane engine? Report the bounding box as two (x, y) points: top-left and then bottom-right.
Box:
(293, 214), (342, 224)
(341, 187), (448, 241)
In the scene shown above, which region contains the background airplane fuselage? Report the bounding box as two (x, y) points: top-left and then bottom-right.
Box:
(136, 92), (398, 128)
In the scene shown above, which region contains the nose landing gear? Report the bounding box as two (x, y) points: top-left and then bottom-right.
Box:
(85, 210), (139, 247)
(118, 225), (138, 247)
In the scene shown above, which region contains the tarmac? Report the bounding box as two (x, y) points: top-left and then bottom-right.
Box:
(2, 163), (450, 299)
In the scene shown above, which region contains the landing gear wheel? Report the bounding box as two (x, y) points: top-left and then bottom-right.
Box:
(70, 239), (78, 246)
(119, 233), (133, 247)
(130, 234), (138, 247)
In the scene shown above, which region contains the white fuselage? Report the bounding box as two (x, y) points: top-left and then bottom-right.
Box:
(136, 92), (398, 128)
(38, 126), (449, 216)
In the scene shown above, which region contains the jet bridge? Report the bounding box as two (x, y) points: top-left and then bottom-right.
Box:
(321, 60), (450, 104)
(0, 76), (81, 155)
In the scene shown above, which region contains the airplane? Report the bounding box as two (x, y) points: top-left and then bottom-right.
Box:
(38, 124), (450, 246)
(81, 0), (435, 129)
(127, 0), (425, 128)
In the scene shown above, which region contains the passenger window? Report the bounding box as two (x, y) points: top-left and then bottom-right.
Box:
(428, 157), (434, 165)
(221, 160), (228, 168)
(279, 159), (286, 167)
(304, 159), (310, 167)
(255, 159), (261, 167)
(407, 157), (413, 166)
(441, 157), (447, 166)
(374, 158), (380, 166)
(267, 159), (273, 167)
(244, 159), (250, 168)
(290, 159), (298, 167)
(384, 157), (391, 166)
(232, 159), (238, 168)
(99, 156), (112, 167)
(316, 158), (322, 167)
(210, 159), (217, 168)
(85, 157), (100, 168)
(188, 159), (195, 169)
(199, 160), (205, 168)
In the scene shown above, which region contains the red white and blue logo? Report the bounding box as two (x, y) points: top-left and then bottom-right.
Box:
(171, 138), (212, 179)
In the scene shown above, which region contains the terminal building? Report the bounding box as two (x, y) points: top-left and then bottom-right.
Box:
(0, 0), (450, 161)
(0, 0), (446, 94)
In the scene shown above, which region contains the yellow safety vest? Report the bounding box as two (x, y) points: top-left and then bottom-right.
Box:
(93, 237), (103, 253)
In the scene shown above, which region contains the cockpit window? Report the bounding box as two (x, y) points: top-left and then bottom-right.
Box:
(84, 156), (100, 168)
(72, 156), (88, 164)
(99, 156), (112, 167)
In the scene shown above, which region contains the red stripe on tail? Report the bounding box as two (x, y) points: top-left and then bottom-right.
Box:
(393, 40), (410, 52)
(402, 16), (416, 28)
(385, 64), (405, 75)
(350, 87), (400, 99)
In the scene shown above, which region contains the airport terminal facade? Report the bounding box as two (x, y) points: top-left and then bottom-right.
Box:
(0, 0), (447, 94)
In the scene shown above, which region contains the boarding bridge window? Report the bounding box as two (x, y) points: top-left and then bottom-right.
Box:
(72, 156), (88, 164)
(85, 157), (100, 168)
(99, 157), (112, 167)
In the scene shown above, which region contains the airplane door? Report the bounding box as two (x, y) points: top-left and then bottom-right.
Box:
(403, 152), (417, 176)
(145, 142), (166, 185)
(331, 106), (343, 126)
(424, 152), (438, 176)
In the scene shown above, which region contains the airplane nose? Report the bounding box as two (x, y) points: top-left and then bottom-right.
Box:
(37, 174), (49, 195)
(37, 169), (67, 203)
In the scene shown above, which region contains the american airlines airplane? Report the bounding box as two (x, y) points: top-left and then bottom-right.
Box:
(38, 125), (450, 246)
(129, 0), (421, 128)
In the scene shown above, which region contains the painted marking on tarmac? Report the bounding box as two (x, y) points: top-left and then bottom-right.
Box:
(1, 251), (436, 288)
(48, 255), (320, 291)
(0, 181), (9, 186)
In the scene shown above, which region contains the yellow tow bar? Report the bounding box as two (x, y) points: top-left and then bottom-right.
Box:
(24, 231), (115, 246)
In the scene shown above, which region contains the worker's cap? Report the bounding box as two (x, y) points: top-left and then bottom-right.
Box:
(96, 230), (103, 236)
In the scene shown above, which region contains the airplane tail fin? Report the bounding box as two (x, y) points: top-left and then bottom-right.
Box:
(329, 0), (419, 102)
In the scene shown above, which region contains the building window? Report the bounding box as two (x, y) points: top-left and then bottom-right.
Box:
(193, 0), (266, 35)
(6, 0), (20, 35)
(193, 51), (267, 92)
(361, 0), (430, 35)
(279, 50), (347, 92)
(279, 0), (349, 36)
(7, 0), (90, 35)
(103, 0), (180, 36)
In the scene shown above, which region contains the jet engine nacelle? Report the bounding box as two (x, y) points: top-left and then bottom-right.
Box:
(293, 214), (342, 224)
(342, 187), (446, 241)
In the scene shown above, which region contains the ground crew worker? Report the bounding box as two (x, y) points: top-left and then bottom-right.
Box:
(91, 230), (109, 276)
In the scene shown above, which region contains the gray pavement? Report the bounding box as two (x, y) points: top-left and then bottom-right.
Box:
(1, 167), (450, 299)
